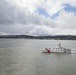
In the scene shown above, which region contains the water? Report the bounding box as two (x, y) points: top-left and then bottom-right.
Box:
(0, 39), (76, 75)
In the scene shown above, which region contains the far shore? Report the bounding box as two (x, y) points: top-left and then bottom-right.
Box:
(0, 35), (76, 40)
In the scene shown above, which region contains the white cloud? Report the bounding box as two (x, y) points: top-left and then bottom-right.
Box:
(56, 10), (76, 29)
(54, 10), (76, 35)
(0, 0), (55, 26)
(0, 0), (76, 35)
(6, 0), (76, 15)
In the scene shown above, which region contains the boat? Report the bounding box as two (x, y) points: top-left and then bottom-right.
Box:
(42, 43), (71, 53)
(42, 48), (71, 53)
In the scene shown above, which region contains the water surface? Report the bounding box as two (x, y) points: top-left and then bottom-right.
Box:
(0, 39), (76, 75)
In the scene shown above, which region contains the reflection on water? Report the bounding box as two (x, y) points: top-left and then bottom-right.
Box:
(0, 39), (76, 75)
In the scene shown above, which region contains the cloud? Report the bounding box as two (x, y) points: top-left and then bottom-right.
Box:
(0, 0), (16, 25)
(0, 0), (55, 27)
(0, 0), (76, 35)
(53, 10), (76, 35)
(0, 0), (56, 35)
(56, 10), (76, 29)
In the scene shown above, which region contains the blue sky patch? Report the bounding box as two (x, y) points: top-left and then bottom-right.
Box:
(50, 11), (60, 19)
(36, 8), (49, 17)
(64, 4), (76, 14)
(36, 4), (76, 20)
(36, 8), (61, 19)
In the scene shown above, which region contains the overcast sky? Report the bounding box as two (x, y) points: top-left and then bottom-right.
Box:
(0, 0), (76, 35)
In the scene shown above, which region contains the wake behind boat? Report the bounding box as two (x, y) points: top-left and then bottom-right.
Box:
(42, 43), (71, 53)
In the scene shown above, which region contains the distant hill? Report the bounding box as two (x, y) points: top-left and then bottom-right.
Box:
(0, 35), (76, 40)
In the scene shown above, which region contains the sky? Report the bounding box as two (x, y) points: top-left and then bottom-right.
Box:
(0, 0), (76, 35)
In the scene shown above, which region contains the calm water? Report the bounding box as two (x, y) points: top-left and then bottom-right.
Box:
(0, 39), (76, 75)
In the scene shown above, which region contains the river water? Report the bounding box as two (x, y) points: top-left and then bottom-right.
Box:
(0, 39), (76, 75)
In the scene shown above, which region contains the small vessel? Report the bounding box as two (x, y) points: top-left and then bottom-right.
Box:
(42, 43), (71, 53)
(42, 48), (71, 53)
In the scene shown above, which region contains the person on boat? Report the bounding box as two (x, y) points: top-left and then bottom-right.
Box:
(59, 43), (67, 52)
(59, 43), (61, 48)
(59, 43), (63, 51)
(45, 48), (51, 53)
(63, 48), (66, 52)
